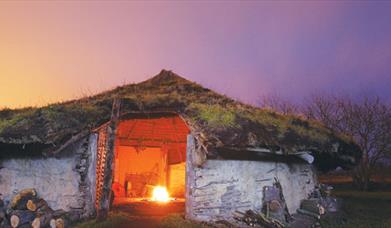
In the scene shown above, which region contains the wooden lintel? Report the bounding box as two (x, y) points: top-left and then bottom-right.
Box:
(212, 148), (305, 163)
(118, 137), (187, 143)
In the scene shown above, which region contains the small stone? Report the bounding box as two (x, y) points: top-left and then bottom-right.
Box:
(79, 159), (87, 166)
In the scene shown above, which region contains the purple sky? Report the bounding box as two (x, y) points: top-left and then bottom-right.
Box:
(0, 1), (390, 108)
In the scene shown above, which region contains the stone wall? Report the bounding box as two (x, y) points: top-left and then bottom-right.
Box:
(186, 157), (317, 222)
(0, 135), (98, 219)
(0, 157), (80, 210)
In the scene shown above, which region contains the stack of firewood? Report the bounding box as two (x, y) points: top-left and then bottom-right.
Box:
(297, 199), (325, 220)
(0, 189), (68, 228)
(297, 184), (337, 220)
(233, 210), (285, 228)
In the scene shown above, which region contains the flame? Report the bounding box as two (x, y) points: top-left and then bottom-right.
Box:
(151, 186), (170, 202)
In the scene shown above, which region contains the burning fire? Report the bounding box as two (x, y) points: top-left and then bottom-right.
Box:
(151, 186), (170, 202)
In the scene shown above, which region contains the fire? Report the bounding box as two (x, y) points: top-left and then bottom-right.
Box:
(151, 186), (170, 202)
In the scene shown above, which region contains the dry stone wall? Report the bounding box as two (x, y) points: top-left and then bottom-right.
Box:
(186, 159), (317, 222)
(0, 135), (98, 219)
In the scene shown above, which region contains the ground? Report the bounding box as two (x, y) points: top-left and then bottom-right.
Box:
(320, 190), (391, 228)
(76, 199), (189, 228)
(75, 189), (391, 228)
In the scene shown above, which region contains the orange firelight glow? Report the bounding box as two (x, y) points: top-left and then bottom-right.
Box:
(152, 186), (170, 203)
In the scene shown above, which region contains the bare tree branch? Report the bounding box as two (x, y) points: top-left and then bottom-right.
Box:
(303, 94), (391, 190)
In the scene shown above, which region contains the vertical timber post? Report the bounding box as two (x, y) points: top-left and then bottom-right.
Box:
(185, 134), (196, 220)
(96, 98), (121, 220)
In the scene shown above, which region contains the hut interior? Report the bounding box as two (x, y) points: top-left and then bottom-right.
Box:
(111, 114), (189, 204)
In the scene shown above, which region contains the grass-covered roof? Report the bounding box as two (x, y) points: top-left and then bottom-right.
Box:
(0, 70), (360, 168)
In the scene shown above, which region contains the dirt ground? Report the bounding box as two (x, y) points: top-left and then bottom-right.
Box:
(110, 199), (319, 228)
(110, 198), (186, 228)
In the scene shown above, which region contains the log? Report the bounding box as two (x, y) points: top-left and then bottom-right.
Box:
(10, 214), (20, 228)
(50, 218), (65, 228)
(49, 130), (90, 155)
(0, 199), (4, 225)
(50, 219), (56, 228)
(11, 188), (37, 209)
(15, 197), (32, 211)
(27, 199), (37, 212)
(32, 217), (40, 228)
(300, 199), (323, 215)
(319, 205), (325, 215)
(273, 178), (291, 221)
(1, 218), (12, 228)
(55, 218), (65, 228)
(52, 209), (66, 219)
(215, 220), (235, 227)
(34, 204), (56, 227)
(36, 200), (53, 214)
(35, 213), (53, 228)
(47, 210), (67, 228)
(232, 210), (245, 218)
(9, 210), (35, 228)
(18, 224), (32, 228)
(0, 210), (5, 223)
(269, 200), (282, 212)
(27, 198), (49, 212)
(234, 210), (285, 228)
(297, 208), (320, 220)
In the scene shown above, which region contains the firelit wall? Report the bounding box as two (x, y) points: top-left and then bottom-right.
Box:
(186, 159), (317, 222)
(0, 135), (97, 218)
(168, 162), (186, 197)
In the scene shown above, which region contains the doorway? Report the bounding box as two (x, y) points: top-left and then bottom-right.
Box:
(111, 113), (189, 209)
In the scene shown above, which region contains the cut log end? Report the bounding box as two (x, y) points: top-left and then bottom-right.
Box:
(36, 213), (53, 228)
(10, 210), (36, 228)
(27, 200), (37, 212)
(55, 218), (65, 228)
(50, 219), (56, 228)
(32, 217), (40, 228)
(10, 215), (19, 228)
(50, 218), (65, 228)
(10, 189), (37, 209)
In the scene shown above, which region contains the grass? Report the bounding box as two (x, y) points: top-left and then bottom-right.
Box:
(75, 213), (206, 228)
(75, 191), (391, 228)
(320, 190), (391, 228)
(160, 214), (206, 228)
(0, 107), (35, 132)
(0, 70), (360, 166)
(75, 212), (132, 228)
(189, 103), (238, 128)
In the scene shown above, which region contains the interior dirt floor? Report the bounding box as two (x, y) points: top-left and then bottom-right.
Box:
(111, 198), (185, 227)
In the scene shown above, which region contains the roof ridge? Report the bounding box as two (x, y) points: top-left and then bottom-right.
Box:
(140, 69), (192, 85)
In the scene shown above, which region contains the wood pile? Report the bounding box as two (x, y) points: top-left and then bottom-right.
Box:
(233, 210), (284, 228)
(297, 199), (325, 220)
(232, 178), (291, 228)
(0, 189), (69, 228)
(262, 179), (290, 224)
(297, 184), (337, 220)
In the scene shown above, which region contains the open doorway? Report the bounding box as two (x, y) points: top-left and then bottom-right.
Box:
(111, 113), (189, 208)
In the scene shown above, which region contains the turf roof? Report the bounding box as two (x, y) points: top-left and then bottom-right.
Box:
(0, 70), (361, 168)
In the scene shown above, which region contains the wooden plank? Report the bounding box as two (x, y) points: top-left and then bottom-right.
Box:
(118, 137), (187, 143)
(49, 130), (90, 156)
(214, 148), (305, 163)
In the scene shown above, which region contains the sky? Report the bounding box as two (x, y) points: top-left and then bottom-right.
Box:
(0, 1), (390, 108)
